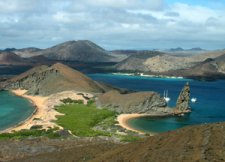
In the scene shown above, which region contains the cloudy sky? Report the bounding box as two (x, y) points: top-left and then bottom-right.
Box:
(0, 0), (225, 50)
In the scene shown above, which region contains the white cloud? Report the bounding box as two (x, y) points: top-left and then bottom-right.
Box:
(0, 0), (224, 49)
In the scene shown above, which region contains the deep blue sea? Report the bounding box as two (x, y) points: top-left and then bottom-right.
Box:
(88, 73), (225, 133)
(0, 91), (35, 130)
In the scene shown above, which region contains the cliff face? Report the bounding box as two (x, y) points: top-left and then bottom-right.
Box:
(175, 82), (190, 112)
(1, 63), (110, 96)
(96, 90), (169, 114)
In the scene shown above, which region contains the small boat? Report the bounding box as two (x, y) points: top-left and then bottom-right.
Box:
(191, 98), (197, 103)
(163, 90), (170, 102)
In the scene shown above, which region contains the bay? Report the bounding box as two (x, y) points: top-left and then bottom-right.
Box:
(0, 91), (35, 130)
(89, 73), (225, 133)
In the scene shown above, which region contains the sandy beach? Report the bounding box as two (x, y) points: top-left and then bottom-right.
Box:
(117, 114), (156, 135)
(1, 89), (93, 133)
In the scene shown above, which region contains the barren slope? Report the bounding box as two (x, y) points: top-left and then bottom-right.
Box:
(92, 122), (225, 162)
(2, 63), (111, 95)
(116, 50), (225, 73)
(33, 40), (116, 62)
(0, 52), (27, 65)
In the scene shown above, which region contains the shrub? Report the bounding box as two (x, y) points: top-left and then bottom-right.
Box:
(60, 98), (84, 104)
(87, 99), (95, 106)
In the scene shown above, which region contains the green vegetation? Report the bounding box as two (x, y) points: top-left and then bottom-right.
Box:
(55, 101), (142, 142)
(87, 99), (95, 106)
(0, 101), (141, 142)
(0, 128), (60, 140)
(60, 98), (84, 104)
(30, 125), (43, 130)
(55, 102), (117, 136)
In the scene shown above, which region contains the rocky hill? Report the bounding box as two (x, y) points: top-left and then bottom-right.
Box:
(115, 50), (225, 74)
(96, 90), (169, 114)
(115, 51), (164, 72)
(169, 53), (225, 80)
(3, 40), (117, 63)
(1, 63), (112, 95)
(3, 122), (225, 162)
(32, 40), (116, 62)
(0, 52), (28, 65)
(92, 122), (225, 162)
(13, 47), (42, 58)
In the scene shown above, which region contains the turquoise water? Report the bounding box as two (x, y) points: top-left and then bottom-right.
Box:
(0, 91), (35, 130)
(89, 73), (225, 133)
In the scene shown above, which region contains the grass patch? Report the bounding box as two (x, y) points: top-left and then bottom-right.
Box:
(0, 129), (60, 140)
(55, 103), (117, 137)
(60, 98), (84, 104)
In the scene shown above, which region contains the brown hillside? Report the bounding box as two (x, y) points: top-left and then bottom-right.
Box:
(34, 40), (116, 62)
(5, 122), (225, 162)
(0, 52), (27, 65)
(2, 63), (110, 95)
(97, 90), (168, 114)
(92, 122), (225, 162)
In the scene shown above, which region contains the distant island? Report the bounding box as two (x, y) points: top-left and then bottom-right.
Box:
(0, 40), (225, 80)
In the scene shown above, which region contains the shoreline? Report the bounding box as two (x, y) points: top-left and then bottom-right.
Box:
(1, 89), (61, 133)
(117, 114), (157, 135)
(8, 90), (38, 129)
(111, 72), (185, 80)
(117, 110), (191, 135)
(0, 89), (93, 133)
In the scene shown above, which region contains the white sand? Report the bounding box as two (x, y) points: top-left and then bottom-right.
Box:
(117, 114), (156, 135)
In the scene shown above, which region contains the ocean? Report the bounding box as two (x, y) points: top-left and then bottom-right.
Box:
(88, 73), (225, 133)
(0, 91), (35, 130)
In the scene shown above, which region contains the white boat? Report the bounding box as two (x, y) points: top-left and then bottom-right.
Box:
(163, 90), (170, 102)
(191, 98), (197, 103)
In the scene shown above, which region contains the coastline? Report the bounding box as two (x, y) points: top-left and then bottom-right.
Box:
(1, 89), (61, 133)
(112, 72), (185, 79)
(117, 110), (191, 136)
(3, 90), (38, 132)
(117, 114), (157, 135)
(0, 89), (93, 133)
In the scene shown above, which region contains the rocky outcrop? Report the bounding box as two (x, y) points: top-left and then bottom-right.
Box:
(96, 90), (170, 114)
(1, 63), (113, 96)
(175, 82), (191, 112)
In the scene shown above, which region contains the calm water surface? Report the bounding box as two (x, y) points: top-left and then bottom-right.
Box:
(0, 91), (35, 130)
(89, 73), (225, 133)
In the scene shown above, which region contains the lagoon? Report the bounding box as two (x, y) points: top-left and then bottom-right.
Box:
(0, 91), (35, 130)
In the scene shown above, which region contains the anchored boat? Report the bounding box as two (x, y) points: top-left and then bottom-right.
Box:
(163, 90), (170, 103)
